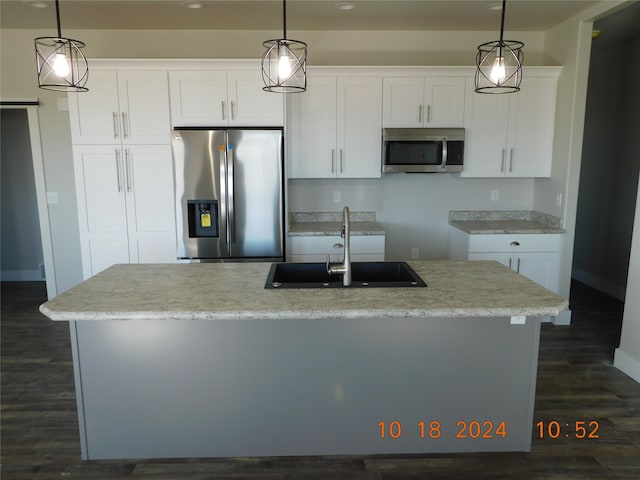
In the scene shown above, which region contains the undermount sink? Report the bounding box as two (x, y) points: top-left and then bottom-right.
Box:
(265, 261), (427, 289)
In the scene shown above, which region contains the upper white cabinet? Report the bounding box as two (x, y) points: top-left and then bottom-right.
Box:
(383, 76), (465, 127)
(288, 74), (382, 179)
(461, 74), (559, 177)
(169, 69), (284, 127)
(68, 70), (171, 145)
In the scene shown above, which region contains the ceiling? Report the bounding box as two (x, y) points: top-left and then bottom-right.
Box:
(1, 0), (604, 31)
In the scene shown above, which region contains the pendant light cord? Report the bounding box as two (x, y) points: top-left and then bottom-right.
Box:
(55, 0), (62, 38)
(282, 0), (287, 39)
(498, 0), (506, 56)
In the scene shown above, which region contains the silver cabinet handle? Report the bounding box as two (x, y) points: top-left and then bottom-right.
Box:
(427, 104), (431, 123)
(331, 149), (336, 173)
(509, 148), (514, 173)
(516, 257), (521, 273)
(333, 243), (344, 249)
(115, 149), (123, 192)
(221, 101), (226, 120)
(510, 241), (520, 247)
(340, 149), (344, 173)
(112, 112), (119, 139)
(501, 148), (506, 172)
(418, 105), (423, 123)
(230, 101), (236, 120)
(441, 137), (448, 170)
(508, 257), (512, 269)
(121, 112), (129, 139)
(125, 149), (132, 192)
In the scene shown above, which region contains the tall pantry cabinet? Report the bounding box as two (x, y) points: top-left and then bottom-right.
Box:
(69, 69), (176, 279)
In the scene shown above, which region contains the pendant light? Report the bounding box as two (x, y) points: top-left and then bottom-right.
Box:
(261, 0), (307, 93)
(34, 0), (89, 92)
(475, 0), (523, 94)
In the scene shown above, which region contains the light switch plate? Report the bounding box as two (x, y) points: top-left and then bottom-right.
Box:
(46, 192), (58, 204)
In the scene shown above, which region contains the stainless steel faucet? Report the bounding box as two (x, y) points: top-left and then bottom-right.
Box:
(327, 206), (352, 286)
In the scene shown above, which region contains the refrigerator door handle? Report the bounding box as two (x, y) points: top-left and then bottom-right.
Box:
(219, 143), (229, 249)
(227, 143), (236, 244)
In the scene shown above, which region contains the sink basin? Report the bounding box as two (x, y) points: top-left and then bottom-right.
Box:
(265, 261), (427, 289)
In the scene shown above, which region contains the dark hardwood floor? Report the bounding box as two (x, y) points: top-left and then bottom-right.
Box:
(1, 280), (639, 479)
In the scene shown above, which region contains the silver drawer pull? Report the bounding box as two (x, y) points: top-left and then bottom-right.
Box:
(510, 241), (520, 247)
(333, 243), (344, 249)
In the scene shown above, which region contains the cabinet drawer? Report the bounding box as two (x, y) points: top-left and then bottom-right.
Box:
(468, 234), (562, 253)
(290, 235), (385, 255)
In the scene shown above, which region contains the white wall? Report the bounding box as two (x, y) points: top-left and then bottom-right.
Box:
(0, 109), (44, 280)
(0, 27), (547, 293)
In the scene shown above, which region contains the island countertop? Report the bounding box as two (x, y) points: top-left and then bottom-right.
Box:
(40, 261), (567, 321)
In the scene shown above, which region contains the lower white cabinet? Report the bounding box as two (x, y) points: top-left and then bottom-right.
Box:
(449, 229), (562, 293)
(290, 235), (385, 263)
(73, 144), (177, 279)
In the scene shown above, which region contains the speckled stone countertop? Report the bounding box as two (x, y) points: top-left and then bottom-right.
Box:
(289, 211), (385, 236)
(449, 210), (565, 234)
(40, 261), (567, 321)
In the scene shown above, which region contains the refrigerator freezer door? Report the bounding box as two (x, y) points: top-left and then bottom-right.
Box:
(173, 129), (229, 259)
(226, 129), (283, 259)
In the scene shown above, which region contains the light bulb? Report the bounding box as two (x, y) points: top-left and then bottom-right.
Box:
(490, 56), (506, 84)
(52, 53), (70, 77)
(278, 52), (292, 80)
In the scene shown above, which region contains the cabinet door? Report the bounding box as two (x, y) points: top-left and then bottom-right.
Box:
(73, 146), (130, 279)
(337, 77), (382, 178)
(468, 252), (514, 269)
(117, 71), (170, 144)
(423, 77), (465, 127)
(124, 145), (177, 264)
(460, 78), (510, 177)
(227, 70), (284, 126)
(514, 251), (561, 293)
(68, 70), (120, 144)
(169, 70), (227, 126)
(382, 77), (424, 127)
(506, 77), (557, 177)
(288, 76), (337, 178)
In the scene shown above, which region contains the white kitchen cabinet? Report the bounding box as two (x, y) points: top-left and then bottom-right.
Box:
(169, 70), (284, 127)
(73, 144), (177, 279)
(288, 75), (382, 178)
(461, 75), (558, 178)
(448, 229), (562, 293)
(68, 70), (171, 145)
(382, 76), (465, 127)
(290, 235), (385, 263)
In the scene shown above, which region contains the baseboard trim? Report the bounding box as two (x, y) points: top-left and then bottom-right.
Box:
(614, 348), (640, 384)
(572, 267), (626, 301)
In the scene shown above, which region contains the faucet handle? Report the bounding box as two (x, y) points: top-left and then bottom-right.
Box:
(325, 255), (332, 274)
(341, 225), (346, 238)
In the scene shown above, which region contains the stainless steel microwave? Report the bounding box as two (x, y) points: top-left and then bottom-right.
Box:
(382, 128), (465, 173)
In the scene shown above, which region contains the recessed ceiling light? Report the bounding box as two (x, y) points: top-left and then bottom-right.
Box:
(181, 1), (203, 9)
(23, 0), (48, 7)
(335, 2), (357, 11)
(487, 3), (503, 11)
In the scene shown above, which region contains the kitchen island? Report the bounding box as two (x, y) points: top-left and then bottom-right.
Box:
(40, 261), (567, 460)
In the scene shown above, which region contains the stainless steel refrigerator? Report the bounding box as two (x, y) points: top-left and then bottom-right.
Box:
(172, 128), (284, 261)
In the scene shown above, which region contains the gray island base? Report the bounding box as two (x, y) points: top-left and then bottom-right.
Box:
(40, 261), (567, 460)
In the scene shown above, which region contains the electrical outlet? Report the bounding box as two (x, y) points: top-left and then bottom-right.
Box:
(333, 191), (341, 203)
(411, 247), (419, 259)
(491, 189), (499, 202)
(556, 193), (563, 208)
(46, 192), (58, 204)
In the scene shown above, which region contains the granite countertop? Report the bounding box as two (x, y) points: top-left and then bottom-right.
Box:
(288, 211), (385, 236)
(40, 261), (567, 321)
(449, 210), (565, 234)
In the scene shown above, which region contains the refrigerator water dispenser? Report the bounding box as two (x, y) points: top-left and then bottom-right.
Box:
(187, 200), (219, 238)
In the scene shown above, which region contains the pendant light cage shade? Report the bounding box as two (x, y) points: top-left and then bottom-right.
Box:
(35, 36), (89, 92)
(262, 39), (307, 93)
(475, 40), (523, 93)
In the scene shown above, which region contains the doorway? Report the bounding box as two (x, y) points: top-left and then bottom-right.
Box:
(572, 2), (640, 301)
(0, 102), (57, 298)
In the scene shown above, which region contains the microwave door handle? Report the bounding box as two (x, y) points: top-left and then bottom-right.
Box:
(441, 138), (448, 170)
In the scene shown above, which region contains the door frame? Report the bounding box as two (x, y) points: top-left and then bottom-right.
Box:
(1, 99), (57, 298)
